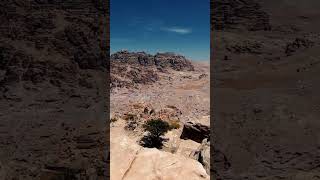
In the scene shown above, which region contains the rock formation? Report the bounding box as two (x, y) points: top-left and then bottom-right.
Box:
(111, 127), (209, 180)
(191, 138), (210, 175)
(111, 51), (194, 71)
(110, 51), (194, 89)
(180, 122), (210, 143)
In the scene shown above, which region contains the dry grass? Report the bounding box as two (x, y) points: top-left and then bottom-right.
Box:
(123, 113), (138, 121)
(168, 119), (181, 129)
(132, 103), (145, 109)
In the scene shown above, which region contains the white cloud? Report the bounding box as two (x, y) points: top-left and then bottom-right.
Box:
(162, 27), (192, 34)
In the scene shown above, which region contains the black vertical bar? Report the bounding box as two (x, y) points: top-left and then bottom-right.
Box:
(0, 0), (110, 179)
(212, 0), (320, 179)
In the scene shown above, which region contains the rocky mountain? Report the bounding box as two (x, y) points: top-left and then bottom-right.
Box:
(110, 51), (194, 88)
(0, 0), (108, 179)
(111, 50), (194, 71)
(212, 0), (320, 179)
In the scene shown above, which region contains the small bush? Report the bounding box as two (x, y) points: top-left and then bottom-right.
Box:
(123, 114), (139, 131)
(125, 120), (138, 131)
(143, 119), (170, 137)
(110, 117), (118, 123)
(140, 119), (170, 148)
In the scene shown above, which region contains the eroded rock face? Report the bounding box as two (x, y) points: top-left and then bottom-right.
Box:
(111, 51), (154, 66)
(190, 138), (210, 175)
(110, 64), (159, 89)
(111, 128), (209, 180)
(180, 122), (210, 143)
(111, 51), (194, 71)
(154, 52), (194, 71)
(110, 51), (194, 89)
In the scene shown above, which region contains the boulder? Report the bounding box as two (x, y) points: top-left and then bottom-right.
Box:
(176, 139), (201, 158)
(180, 122), (210, 143)
(111, 128), (209, 180)
(190, 138), (210, 175)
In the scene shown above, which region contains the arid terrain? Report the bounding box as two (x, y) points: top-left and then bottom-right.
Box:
(212, 0), (320, 179)
(110, 51), (210, 179)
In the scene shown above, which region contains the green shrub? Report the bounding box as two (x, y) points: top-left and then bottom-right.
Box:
(140, 119), (170, 148)
(143, 119), (170, 137)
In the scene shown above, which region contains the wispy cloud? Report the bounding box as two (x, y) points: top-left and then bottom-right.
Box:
(161, 27), (192, 34)
(127, 17), (192, 35)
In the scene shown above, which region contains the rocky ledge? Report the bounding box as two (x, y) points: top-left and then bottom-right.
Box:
(111, 51), (194, 71)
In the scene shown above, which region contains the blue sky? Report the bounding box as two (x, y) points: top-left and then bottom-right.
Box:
(110, 0), (210, 61)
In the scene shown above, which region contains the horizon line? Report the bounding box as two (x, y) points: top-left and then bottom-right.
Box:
(110, 49), (209, 61)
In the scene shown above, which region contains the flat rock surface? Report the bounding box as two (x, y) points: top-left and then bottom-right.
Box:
(110, 125), (209, 180)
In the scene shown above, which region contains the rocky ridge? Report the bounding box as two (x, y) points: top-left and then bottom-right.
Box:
(111, 50), (194, 71)
(110, 51), (194, 89)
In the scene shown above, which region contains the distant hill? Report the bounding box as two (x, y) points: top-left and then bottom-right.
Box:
(110, 51), (194, 89)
